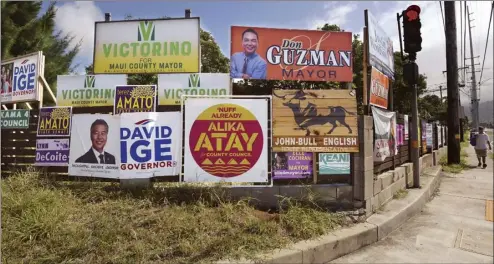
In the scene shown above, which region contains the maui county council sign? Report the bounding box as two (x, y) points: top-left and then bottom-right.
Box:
(93, 18), (200, 74)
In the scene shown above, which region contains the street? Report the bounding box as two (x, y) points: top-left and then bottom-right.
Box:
(331, 146), (494, 263)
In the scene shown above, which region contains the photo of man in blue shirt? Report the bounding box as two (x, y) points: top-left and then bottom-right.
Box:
(230, 28), (267, 80)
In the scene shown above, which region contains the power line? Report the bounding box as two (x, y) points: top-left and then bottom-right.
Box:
(439, 1), (446, 33)
(478, 1), (493, 88)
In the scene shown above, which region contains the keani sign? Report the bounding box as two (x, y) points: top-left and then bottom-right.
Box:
(1, 51), (43, 103)
(37, 107), (72, 137)
(184, 98), (268, 183)
(272, 89), (358, 152)
(158, 73), (230, 105)
(120, 112), (182, 178)
(93, 18), (200, 74)
(57, 75), (127, 107)
(114, 85), (157, 114)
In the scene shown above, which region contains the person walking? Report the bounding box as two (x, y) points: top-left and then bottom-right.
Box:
(473, 126), (492, 168)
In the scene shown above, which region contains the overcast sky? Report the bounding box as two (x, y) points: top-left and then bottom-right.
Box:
(43, 1), (493, 104)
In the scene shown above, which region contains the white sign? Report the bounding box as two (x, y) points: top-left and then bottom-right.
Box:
(35, 139), (70, 167)
(68, 114), (120, 178)
(367, 11), (395, 79)
(158, 73), (231, 105)
(56, 74), (127, 107)
(119, 112), (182, 178)
(404, 114), (409, 140)
(372, 106), (397, 162)
(1, 52), (44, 103)
(184, 97), (269, 183)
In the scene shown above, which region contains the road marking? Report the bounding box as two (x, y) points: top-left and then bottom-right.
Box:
(486, 200), (493, 222)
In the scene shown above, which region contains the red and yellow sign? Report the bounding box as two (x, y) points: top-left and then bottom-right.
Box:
(188, 104), (264, 177)
(230, 26), (353, 82)
(369, 67), (389, 109)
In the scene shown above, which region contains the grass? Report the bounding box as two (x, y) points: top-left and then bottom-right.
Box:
(2, 170), (349, 264)
(393, 189), (409, 200)
(439, 135), (473, 174)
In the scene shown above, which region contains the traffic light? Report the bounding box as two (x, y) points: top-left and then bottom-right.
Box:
(402, 5), (422, 54)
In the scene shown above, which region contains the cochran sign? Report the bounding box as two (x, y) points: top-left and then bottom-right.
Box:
(93, 18), (200, 74)
(158, 73), (231, 105)
(35, 139), (70, 167)
(230, 26), (353, 82)
(366, 10), (395, 79)
(1, 109), (29, 129)
(37, 107), (72, 137)
(57, 75), (127, 107)
(120, 112), (182, 178)
(184, 98), (268, 183)
(272, 89), (358, 152)
(369, 67), (389, 109)
(1, 52), (43, 103)
(114, 85), (157, 114)
(272, 152), (313, 179)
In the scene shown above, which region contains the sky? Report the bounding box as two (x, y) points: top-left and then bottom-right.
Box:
(42, 1), (493, 105)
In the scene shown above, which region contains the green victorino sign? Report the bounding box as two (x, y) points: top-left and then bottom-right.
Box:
(158, 73), (231, 105)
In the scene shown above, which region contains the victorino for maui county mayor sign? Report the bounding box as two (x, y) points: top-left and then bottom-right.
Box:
(1, 109), (30, 129)
(1, 51), (44, 103)
(93, 18), (200, 74)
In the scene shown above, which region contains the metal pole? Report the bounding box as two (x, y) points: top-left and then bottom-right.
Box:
(411, 81), (420, 188)
(445, 1), (461, 164)
(467, 6), (479, 130)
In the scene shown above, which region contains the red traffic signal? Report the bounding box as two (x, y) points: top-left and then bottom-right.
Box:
(406, 5), (421, 21)
(402, 5), (422, 54)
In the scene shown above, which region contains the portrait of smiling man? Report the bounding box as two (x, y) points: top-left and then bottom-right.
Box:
(75, 119), (116, 164)
(230, 28), (267, 80)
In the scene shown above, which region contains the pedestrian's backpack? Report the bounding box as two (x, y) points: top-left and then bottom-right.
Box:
(470, 133), (477, 146)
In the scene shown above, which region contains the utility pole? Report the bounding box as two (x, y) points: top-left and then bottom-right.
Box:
(439, 85), (443, 100)
(467, 6), (479, 130)
(445, 2), (461, 164)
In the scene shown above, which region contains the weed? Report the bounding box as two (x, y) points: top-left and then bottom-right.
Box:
(393, 189), (409, 200)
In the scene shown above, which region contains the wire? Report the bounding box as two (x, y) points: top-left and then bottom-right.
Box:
(478, 2), (493, 88)
(439, 1), (446, 34)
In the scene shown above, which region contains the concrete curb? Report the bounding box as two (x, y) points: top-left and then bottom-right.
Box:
(217, 165), (443, 264)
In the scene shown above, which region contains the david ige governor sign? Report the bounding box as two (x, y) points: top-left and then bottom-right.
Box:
(1, 51), (44, 103)
(93, 18), (200, 74)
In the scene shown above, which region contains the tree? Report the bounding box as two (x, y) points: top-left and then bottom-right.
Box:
(418, 94), (447, 122)
(1, 2), (81, 106)
(391, 52), (428, 115)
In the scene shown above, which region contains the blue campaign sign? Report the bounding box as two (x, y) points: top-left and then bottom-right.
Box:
(318, 153), (350, 175)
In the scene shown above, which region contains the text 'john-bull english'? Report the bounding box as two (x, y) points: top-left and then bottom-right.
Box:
(120, 124), (175, 170)
(13, 62), (36, 95)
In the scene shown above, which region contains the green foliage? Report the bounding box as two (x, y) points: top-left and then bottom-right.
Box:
(418, 94), (447, 122)
(1, 2), (81, 106)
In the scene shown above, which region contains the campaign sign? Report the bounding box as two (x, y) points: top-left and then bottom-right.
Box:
(120, 112), (182, 178)
(1, 109), (30, 129)
(272, 152), (313, 179)
(35, 139), (70, 166)
(318, 153), (350, 174)
(114, 85), (157, 114)
(1, 52), (43, 103)
(37, 107), (72, 137)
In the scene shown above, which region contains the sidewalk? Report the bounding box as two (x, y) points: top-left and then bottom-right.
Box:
(331, 146), (494, 263)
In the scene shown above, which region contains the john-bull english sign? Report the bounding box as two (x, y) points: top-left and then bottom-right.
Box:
(184, 98), (269, 183)
(37, 107), (72, 137)
(114, 85), (157, 114)
(230, 26), (353, 82)
(56, 74), (128, 107)
(272, 89), (358, 152)
(1, 109), (30, 129)
(158, 73), (231, 105)
(35, 139), (70, 167)
(93, 18), (200, 74)
(1, 52), (43, 103)
(120, 112), (182, 178)
(272, 152), (313, 179)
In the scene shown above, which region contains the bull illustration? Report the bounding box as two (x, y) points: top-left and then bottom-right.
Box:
(273, 90), (355, 136)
